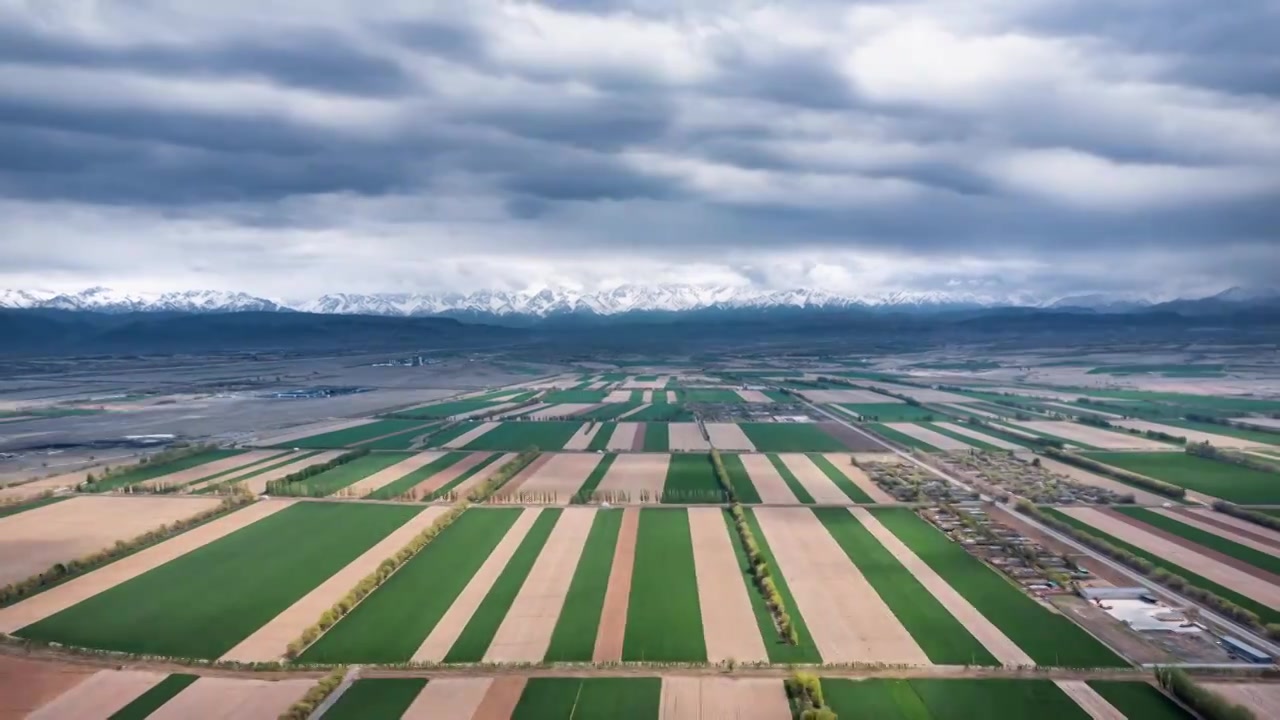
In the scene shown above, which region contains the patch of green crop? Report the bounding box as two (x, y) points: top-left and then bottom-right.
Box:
(586, 423), (618, 451)
(622, 509), (706, 662)
(1081, 451), (1280, 504)
(461, 422), (584, 451)
(572, 454), (616, 501)
(920, 423), (1007, 451)
(323, 678), (427, 720)
(545, 510), (623, 661)
(287, 452), (416, 496)
(108, 674), (199, 720)
(726, 510), (821, 663)
(285, 420), (427, 449)
(842, 403), (944, 422)
(542, 390), (609, 403)
(807, 453), (874, 502)
(740, 423), (849, 452)
(719, 453), (762, 503)
(365, 452), (468, 500)
(767, 454), (814, 503)
(822, 679), (932, 719)
(910, 679), (1092, 720)
(867, 424), (941, 451)
(642, 424), (669, 452)
(1116, 507), (1280, 576)
(424, 453), (504, 501)
(683, 390), (745, 403)
(1086, 681), (1193, 719)
(662, 453), (725, 503)
(626, 404), (693, 421)
(512, 678), (662, 720)
(88, 449), (246, 491)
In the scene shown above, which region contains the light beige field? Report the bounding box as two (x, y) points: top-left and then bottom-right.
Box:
(776, 453), (849, 503)
(606, 422), (641, 450)
(1010, 421), (1174, 450)
(444, 422), (499, 448)
(595, 453), (670, 501)
(642, 390), (654, 402)
(821, 454), (896, 502)
(1152, 509), (1280, 555)
(883, 423), (973, 451)
(183, 451), (306, 493)
(404, 452), (493, 497)
(254, 418), (376, 446)
(735, 389), (772, 403)
(659, 677), (790, 720)
(594, 507), (639, 662)
(1234, 417), (1280, 429)
(485, 508), (596, 662)
(497, 403), (548, 419)
(942, 403), (1004, 419)
(401, 677), (492, 720)
(687, 508), (768, 662)
(237, 451), (343, 494)
(1030, 456), (1169, 505)
(563, 423), (603, 450)
(753, 507), (929, 664)
(738, 454), (798, 503)
(1203, 682), (1280, 719)
(616, 403), (652, 420)
(138, 450), (289, 490)
(800, 389), (901, 404)
(1059, 508), (1280, 608)
(146, 676), (313, 720)
(27, 669), (167, 720)
(472, 676), (526, 720)
(1184, 508), (1280, 546)
(932, 422), (1024, 450)
(1054, 681), (1126, 720)
(669, 423), (710, 451)
(512, 453), (603, 502)
(0, 495), (222, 586)
(665, 391), (678, 403)
(453, 402), (519, 420)
(343, 452), (444, 497)
(1112, 419), (1265, 448)
(851, 508), (1033, 666)
(705, 423), (755, 451)
(605, 390), (633, 403)
(221, 507), (447, 662)
(0, 499), (294, 634)
(449, 453), (519, 497)
(0, 656), (97, 719)
(863, 382), (972, 404)
(413, 508), (543, 661)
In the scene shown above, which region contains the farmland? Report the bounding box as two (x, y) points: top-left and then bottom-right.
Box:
(823, 678), (1188, 719)
(661, 453), (724, 502)
(282, 420), (426, 449)
(431, 421), (585, 451)
(623, 509), (706, 662)
(1081, 451), (1280, 503)
(85, 448), (246, 491)
(739, 422), (850, 451)
(841, 403), (947, 421)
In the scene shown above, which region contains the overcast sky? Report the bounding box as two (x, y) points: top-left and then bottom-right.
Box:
(1, 0), (1277, 300)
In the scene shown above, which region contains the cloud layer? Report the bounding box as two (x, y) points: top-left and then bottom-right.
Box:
(0, 0), (1277, 300)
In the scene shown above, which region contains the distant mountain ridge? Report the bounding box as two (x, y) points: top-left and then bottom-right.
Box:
(2, 284), (1276, 321)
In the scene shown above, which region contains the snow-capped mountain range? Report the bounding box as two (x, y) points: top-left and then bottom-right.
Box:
(0, 285), (1273, 319)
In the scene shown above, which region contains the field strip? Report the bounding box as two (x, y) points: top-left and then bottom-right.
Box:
(605, 390), (632, 403)
(933, 422), (1024, 450)
(0, 499), (295, 634)
(736, 389), (772, 403)
(514, 453), (602, 502)
(820, 454), (895, 503)
(849, 508), (1034, 667)
(754, 507), (929, 664)
(705, 423), (756, 451)
(484, 508), (596, 662)
(0, 495), (222, 587)
(596, 453), (669, 501)
(1203, 682), (1280, 718)
(1154, 509), (1280, 554)
(185, 451), (309, 492)
(1048, 402), (1124, 418)
(593, 507), (639, 661)
(739, 453), (798, 503)
(473, 677), (527, 720)
(445, 423), (500, 448)
(659, 677), (789, 720)
(451, 453), (519, 497)
(1011, 421), (1172, 450)
(412, 508), (543, 661)
(884, 423), (973, 451)
(1113, 419), (1258, 448)
(402, 678), (492, 719)
(492, 454), (555, 500)
(255, 419), (375, 446)
(342, 452), (444, 497)
(28, 670), (167, 720)
(406, 452), (492, 496)
(669, 423), (711, 451)
(453, 402), (519, 420)
(219, 507), (447, 662)
(943, 403), (1003, 419)
(687, 508), (768, 662)
(1054, 680), (1126, 720)
(1059, 507), (1280, 608)
(145, 677), (312, 720)
(641, 390), (654, 402)
(616, 403), (652, 420)
(241, 450), (344, 494)
(137, 450), (285, 490)
(496, 404), (547, 419)
(1183, 508), (1280, 547)
(563, 423), (603, 450)
(528, 403), (595, 419)
(0, 656), (97, 717)
(1028, 455), (1170, 505)
(606, 422), (640, 449)
(777, 453), (850, 503)
(665, 391), (677, 403)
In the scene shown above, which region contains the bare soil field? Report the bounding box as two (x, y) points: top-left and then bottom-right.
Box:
(496, 404), (548, 419)
(220, 507), (447, 663)
(450, 453), (519, 497)
(512, 453), (603, 502)
(342, 453), (445, 497)
(1182, 509), (1280, 548)
(777, 453), (850, 503)
(1113, 420), (1265, 448)
(883, 423), (973, 451)
(1010, 422), (1174, 450)
(139, 450), (289, 490)
(605, 390), (633, 403)
(485, 508), (596, 662)
(686, 508), (768, 662)
(254, 419), (376, 447)
(1028, 456), (1169, 505)
(0, 456), (143, 502)
(753, 507), (929, 664)
(0, 656), (97, 720)
(1053, 680), (1126, 720)
(1154, 509), (1280, 554)
(641, 390), (654, 402)
(669, 423), (711, 451)
(942, 403), (1004, 419)
(800, 389), (901, 404)
(665, 391), (678, 403)
(146, 676), (313, 720)
(1203, 682), (1280, 718)
(402, 677), (492, 719)
(242, 451), (344, 494)
(472, 676), (527, 720)
(817, 422), (888, 451)
(183, 450), (303, 493)
(594, 507), (639, 662)
(563, 423), (604, 450)
(616, 404), (652, 420)
(443, 422), (499, 449)
(821, 455), (896, 503)
(596, 454), (670, 501)
(413, 509), (543, 662)
(1059, 507), (1280, 608)
(27, 669), (167, 720)
(606, 422), (641, 451)
(659, 677), (790, 720)
(0, 495), (222, 586)
(850, 508), (1034, 667)
(933, 422), (1024, 450)
(528, 404), (596, 419)
(735, 390), (772, 403)
(0, 499), (295, 634)
(705, 423), (755, 451)
(738, 454), (798, 504)
(491, 454), (555, 500)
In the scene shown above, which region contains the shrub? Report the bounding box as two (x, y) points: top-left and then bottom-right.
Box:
(265, 448), (371, 495)
(709, 449), (737, 502)
(278, 666), (347, 720)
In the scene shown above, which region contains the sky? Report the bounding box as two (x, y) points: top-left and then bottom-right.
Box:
(0, 0), (1277, 301)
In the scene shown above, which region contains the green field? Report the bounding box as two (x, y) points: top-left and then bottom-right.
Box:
(284, 420), (428, 449)
(740, 508), (822, 663)
(823, 678), (1095, 719)
(739, 422), (848, 452)
(358, 423), (440, 450)
(445, 509), (561, 662)
(1059, 388), (1280, 415)
(1044, 509), (1279, 625)
(662, 453), (725, 503)
(642, 423), (669, 451)
(682, 389), (745, 403)
(87, 449), (246, 491)
(107, 674), (199, 720)
(842, 403), (945, 421)
(1087, 363), (1226, 377)
(808, 453), (875, 502)
(921, 422), (1012, 451)
(572, 454), (617, 501)
(990, 421), (1106, 450)
(1115, 507), (1280, 576)
(323, 678), (427, 720)
(279, 451), (415, 496)
(300, 508), (521, 663)
(867, 423), (940, 451)
(19, 503), (422, 658)
(873, 508), (1126, 667)
(389, 399), (504, 418)
(623, 509), (706, 662)
(625, 404), (694, 421)
(424, 453), (504, 501)
(198, 451), (323, 494)
(512, 678), (661, 720)
(581, 404), (639, 420)
(542, 390), (609, 403)
(363, 452), (469, 499)
(815, 508), (998, 665)
(451, 422), (584, 451)
(1086, 680), (1194, 719)
(719, 453), (763, 503)
(768, 454), (815, 503)
(545, 510), (623, 660)
(1159, 420), (1280, 446)
(1081, 451), (1280, 504)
